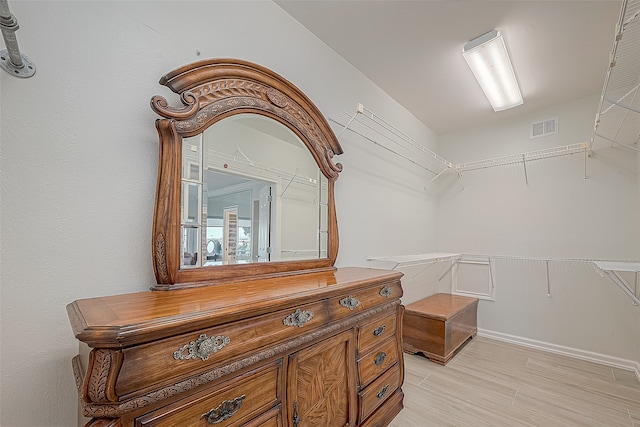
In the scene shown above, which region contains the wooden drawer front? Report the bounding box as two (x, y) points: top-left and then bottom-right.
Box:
(135, 361), (282, 426)
(357, 311), (397, 355)
(118, 301), (327, 397)
(328, 281), (401, 322)
(357, 337), (398, 387)
(358, 363), (401, 423)
(239, 406), (282, 427)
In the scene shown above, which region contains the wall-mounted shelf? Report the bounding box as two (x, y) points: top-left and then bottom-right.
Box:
(331, 104), (452, 176)
(332, 104), (591, 189)
(368, 252), (640, 305)
(590, 0), (640, 153)
(592, 261), (640, 305)
(367, 252), (460, 270)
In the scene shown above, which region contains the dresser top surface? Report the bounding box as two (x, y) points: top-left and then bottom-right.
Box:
(67, 267), (402, 347)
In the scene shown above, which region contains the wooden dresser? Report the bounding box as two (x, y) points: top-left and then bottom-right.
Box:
(68, 267), (404, 426)
(67, 58), (405, 426)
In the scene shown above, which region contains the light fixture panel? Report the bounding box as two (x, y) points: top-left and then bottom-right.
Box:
(463, 29), (523, 112)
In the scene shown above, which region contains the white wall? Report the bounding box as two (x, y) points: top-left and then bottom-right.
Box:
(3, 2), (637, 426)
(0, 2), (438, 426)
(437, 95), (640, 366)
(637, 145), (640, 365)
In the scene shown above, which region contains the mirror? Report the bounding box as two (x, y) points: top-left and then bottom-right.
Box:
(150, 58), (343, 289)
(180, 114), (329, 268)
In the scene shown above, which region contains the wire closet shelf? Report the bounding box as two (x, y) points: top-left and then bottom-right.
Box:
(590, 0), (640, 153)
(331, 104), (589, 188)
(367, 253), (640, 306)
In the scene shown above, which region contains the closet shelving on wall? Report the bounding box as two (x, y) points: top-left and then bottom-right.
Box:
(331, 104), (589, 189)
(368, 253), (640, 306)
(204, 148), (324, 196)
(590, 0), (640, 153)
(331, 104), (453, 178)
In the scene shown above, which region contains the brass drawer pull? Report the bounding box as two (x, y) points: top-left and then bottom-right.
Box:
(373, 325), (386, 337)
(340, 295), (361, 310)
(201, 394), (245, 424)
(379, 285), (392, 297)
(283, 308), (314, 328)
(374, 352), (387, 366)
(173, 334), (230, 361)
(377, 384), (390, 399)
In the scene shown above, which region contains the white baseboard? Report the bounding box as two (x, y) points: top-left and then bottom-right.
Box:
(477, 328), (640, 382)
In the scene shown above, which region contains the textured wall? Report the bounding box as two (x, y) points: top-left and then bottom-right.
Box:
(437, 95), (640, 365)
(0, 2), (438, 425)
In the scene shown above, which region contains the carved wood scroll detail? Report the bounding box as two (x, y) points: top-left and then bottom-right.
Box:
(152, 62), (342, 179)
(85, 349), (123, 404)
(154, 233), (169, 284)
(174, 81), (340, 179)
(150, 91), (199, 120)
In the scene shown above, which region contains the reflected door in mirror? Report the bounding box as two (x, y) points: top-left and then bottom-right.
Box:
(180, 114), (329, 270)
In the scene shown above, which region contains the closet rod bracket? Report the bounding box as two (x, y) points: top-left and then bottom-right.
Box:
(0, 0), (35, 78)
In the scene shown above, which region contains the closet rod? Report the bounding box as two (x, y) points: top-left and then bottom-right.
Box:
(456, 143), (588, 171)
(356, 104), (452, 168)
(369, 252), (638, 268)
(333, 104), (590, 184)
(205, 149), (321, 187)
(331, 104), (454, 176)
(0, 0), (35, 77)
(369, 252), (640, 304)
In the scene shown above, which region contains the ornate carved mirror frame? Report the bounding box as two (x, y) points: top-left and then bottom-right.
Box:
(150, 58), (343, 290)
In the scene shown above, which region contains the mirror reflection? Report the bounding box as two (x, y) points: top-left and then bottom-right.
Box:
(181, 114), (329, 268)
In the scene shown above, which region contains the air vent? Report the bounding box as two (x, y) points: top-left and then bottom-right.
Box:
(531, 117), (558, 138)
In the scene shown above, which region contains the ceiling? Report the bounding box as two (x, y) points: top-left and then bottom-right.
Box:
(275, 1), (622, 136)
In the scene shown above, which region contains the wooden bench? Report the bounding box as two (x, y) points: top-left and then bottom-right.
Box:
(403, 293), (478, 365)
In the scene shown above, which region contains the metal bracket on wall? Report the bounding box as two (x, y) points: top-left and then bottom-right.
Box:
(593, 261), (640, 305)
(0, 0), (35, 78)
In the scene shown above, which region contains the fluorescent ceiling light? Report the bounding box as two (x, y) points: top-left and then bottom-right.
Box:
(463, 29), (523, 112)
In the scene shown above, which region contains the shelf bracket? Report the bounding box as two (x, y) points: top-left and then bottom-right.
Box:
(546, 261), (552, 298)
(592, 261), (640, 306)
(425, 166), (450, 188)
(457, 168), (465, 191)
(602, 270), (640, 306)
(438, 259), (458, 281)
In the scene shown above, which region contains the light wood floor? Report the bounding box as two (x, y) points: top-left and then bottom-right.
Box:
(390, 336), (640, 426)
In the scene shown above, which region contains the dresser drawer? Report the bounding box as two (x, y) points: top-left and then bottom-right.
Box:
(358, 363), (401, 423)
(357, 311), (396, 355)
(134, 361), (282, 426)
(328, 281), (401, 322)
(357, 337), (398, 387)
(239, 406), (282, 427)
(118, 301), (326, 398)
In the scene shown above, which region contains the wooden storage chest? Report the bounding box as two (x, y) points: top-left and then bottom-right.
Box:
(402, 293), (478, 365)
